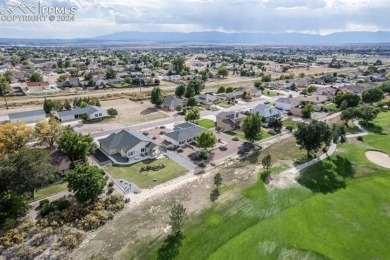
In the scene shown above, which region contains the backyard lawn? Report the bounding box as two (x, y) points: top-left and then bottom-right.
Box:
(105, 157), (188, 189)
(34, 182), (68, 201)
(282, 118), (299, 129)
(196, 119), (215, 129)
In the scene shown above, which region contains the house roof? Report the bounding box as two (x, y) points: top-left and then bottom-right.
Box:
(99, 129), (157, 152)
(165, 122), (206, 142)
(163, 95), (183, 107)
(251, 104), (281, 118)
(276, 98), (299, 105)
(27, 81), (49, 88)
(56, 105), (103, 118)
(8, 109), (46, 122)
(217, 111), (245, 120)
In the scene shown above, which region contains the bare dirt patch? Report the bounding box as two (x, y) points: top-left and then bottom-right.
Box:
(365, 151), (390, 169)
(100, 99), (168, 125)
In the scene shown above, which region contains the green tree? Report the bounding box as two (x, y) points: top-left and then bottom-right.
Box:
(217, 66), (228, 78)
(254, 81), (262, 88)
(0, 148), (58, 197)
(339, 100), (348, 110)
(172, 56), (185, 74)
(187, 79), (204, 95)
(334, 92), (360, 108)
(0, 191), (28, 226)
(185, 85), (195, 98)
(261, 154), (272, 174)
(242, 113), (263, 142)
(105, 69), (116, 79)
(356, 106), (380, 124)
(196, 131), (217, 150)
(65, 163), (106, 203)
(58, 127), (96, 162)
(35, 118), (63, 147)
(302, 103), (314, 118)
(185, 109), (200, 122)
(261, 74), (272, 82)
(217, 86), (226, 93)
(214, 173), (222, 190)
(169, 203), (187, 234)
(107, 108), (118, 117)
(226, 87), (234, 93)
(187, 97), (197, 107)
(340, 107), (356, 125)
(151, 87), (164, 107)
(43, 98), (53, 114)
(361, 88), (384, 104)
(332, 124), (347, 144)
(0, 74), (11, 96)
(28, 71), (43, 82)
(307, 85), (317, 93)
(175, 83), (186, 98)
(294, 120), (333, 158)
(380, 81), (390, 93)
(268, 118), (282, 132)
(64, 99), (71, 110)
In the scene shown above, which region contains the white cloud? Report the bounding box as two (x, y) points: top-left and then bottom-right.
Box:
(0, 0), (388, 38)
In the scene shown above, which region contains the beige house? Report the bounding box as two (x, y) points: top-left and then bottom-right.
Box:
(216, 111), (245, 131)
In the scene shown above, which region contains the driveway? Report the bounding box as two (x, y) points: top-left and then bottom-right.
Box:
(165, 150), (198, 171)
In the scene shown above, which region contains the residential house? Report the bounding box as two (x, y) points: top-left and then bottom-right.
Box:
(338, 85), (370, 94)
(275, 98), (300, 111)
(164, 122), (206, 146)
(251, 104), (282, 123)
(46, 147), (71, 174)
(315, 86), (337, 97)
(60, 77), (80, 88)
(216, 111), (245, 131)
(99, 129), (162, 162)
(295, 95), (329, 111)
(289, 107), (303, 117)
(196, 93), (219, 105)
(223, 91), (243, 101)
(162, 95), (185, 111)
(26, 81), (50, 91)
(238, 87), (261, 97)
(8, 109), (46, 124)
(54, 105), (108, 122)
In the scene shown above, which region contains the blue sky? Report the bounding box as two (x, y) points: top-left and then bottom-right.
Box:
(0, 0), (389, 38)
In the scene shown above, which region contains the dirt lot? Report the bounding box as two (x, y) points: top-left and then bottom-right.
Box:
(100, 99), (169, 125)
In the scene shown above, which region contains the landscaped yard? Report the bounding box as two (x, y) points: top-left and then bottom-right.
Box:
(324, 102), (338, 112)
(105, 157), (188, 189)
(34, 182), (68, 201)
(263, 90), (283, 97)
(282, 118), (299, 129)
(217, 100), (234, 108)
(225, 129), (273, 141)
(196, 119), (215, 129)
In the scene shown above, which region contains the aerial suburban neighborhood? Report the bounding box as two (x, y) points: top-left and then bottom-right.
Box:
(0, 1), (390, 259)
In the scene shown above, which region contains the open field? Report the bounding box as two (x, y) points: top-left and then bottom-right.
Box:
(100, 99), (169, 125)
(105, 157), (187, 189)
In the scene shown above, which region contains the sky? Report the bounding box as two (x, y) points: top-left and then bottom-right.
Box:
(0, 0), (389, 39)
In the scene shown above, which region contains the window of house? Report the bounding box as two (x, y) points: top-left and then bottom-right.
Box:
(95, 113), (98, 117)
(141, 148), (146, 152)
(99, 113), (102, 116)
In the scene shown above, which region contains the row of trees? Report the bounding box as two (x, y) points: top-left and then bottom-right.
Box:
(43, 97), (101, 114)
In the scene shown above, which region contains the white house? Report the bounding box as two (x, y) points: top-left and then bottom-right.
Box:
(275, 98), (300, 111)
(54, 105), (108, 122)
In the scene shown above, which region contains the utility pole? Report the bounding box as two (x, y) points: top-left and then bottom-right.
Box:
(1, 81), (9, 110)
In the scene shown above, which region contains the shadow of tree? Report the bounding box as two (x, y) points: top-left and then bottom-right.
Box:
(157, 232), (183, 260)
(361, 121), (384, 134)
(141, 108), (158, 115)
(297, 156), (355, 194)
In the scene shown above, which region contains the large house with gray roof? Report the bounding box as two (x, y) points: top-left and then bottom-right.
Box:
(162, 95), (184, 111)
(54, 105), (108, 121)
(99, 129), (162, 162)
(164, 122), (206, 146)
(216, 111), (245, 131)
(251, 104), (282, 123)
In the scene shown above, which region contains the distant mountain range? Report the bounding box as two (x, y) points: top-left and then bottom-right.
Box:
(92, 31), (390, 44)
(1, 31), (390, 46)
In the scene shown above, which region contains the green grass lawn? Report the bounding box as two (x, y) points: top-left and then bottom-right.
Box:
(105, 157), (188, 189)
(362, 111), (390, 153)
(324, 102), (338, 112)
(217, 101), (234, 108)
(282, 119), (298, 129)
(196, 119), (215, 129)
(225, 129), (272, 141)
(126, 111), (390, 260)
(34, 182), (68, 201)
(263, 90), (283, 97)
